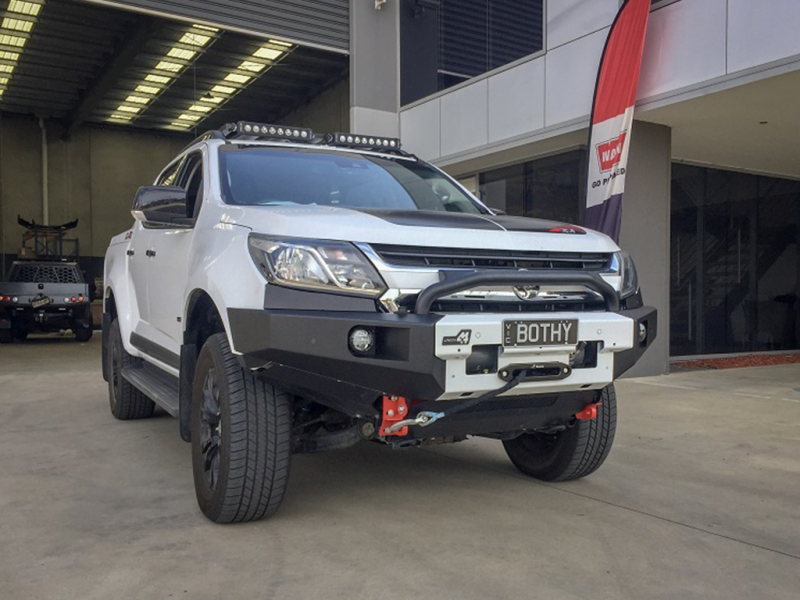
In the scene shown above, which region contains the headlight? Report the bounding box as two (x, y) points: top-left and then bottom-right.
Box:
(248, 235), (387, 297)
(613, 251), (639, 299)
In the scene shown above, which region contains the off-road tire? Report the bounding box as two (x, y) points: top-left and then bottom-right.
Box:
(107, 319), (155, 420)
(191, 333), (292, 524)
(0, 329), (12, 344)
(503, 384), (617, 482)
(74, 326), (93, 343)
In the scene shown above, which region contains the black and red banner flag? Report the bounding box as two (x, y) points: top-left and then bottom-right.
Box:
(585, 0), (651, 242)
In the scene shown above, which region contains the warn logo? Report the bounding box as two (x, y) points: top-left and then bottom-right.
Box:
(596, 132), (627, 173)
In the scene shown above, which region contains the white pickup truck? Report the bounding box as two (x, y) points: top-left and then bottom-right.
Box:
(103, 121), (656, 523)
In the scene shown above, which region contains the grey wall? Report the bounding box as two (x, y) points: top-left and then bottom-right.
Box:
(620, 121), (672, 377)
(278, 78), (350, 134)
(349, 0), (399, 136)
(0, 115), (189, 261)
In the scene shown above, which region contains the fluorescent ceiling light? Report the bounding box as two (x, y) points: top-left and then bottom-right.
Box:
(238, 60), (266, 73)
(177, 113), (201, 122)
(0, 51), (20, 61)
(0, 34), (27, 47)
(8, 1), (43, 17)
(180, 32), (211, 47)
(2, 18), (34, 33)
(110, 113), (133, 120)
(269, 39), (292, 47)
(211, 84), (236, 95)
(193, 24), (219, 32)
(188, 104), (211, 113)
(124, 95), (150, 104)
(253, 47), (283, 61)
(224, 73), (250, 84)
(200, 96), (223, 104)
(0, 76), (8, 86)
(135, 84), (160, 95)
(155, 61), (183, 73)
(167, 47), (196, 61)
(116, 105), (141, 114)
(170, 122), (192, 128)
(0, 64), (14, 73)
(145, 74), (171, 84)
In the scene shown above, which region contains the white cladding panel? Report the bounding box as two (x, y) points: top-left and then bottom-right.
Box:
(488, 57), (545, 143)
(637, 0), (727, 100)
(544, 27), (608, 127)
(399, 98), (441, 160)
(440, 80), (489, 157)
(728, 0), (800, 72)
(546, 0), (619, 50)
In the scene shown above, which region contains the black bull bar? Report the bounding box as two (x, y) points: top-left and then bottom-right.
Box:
(414, 269), (621, 315)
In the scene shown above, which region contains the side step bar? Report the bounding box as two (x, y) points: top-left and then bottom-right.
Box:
(121, 363), (180, 417)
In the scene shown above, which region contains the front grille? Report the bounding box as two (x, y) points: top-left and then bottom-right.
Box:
(10, 263), (82, 284)
(371, 244), (612, 271)
(430, 299), (606, 313)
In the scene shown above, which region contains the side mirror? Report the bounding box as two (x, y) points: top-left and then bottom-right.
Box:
(131, 186), (191, 227)
(491, 208), (507, 216)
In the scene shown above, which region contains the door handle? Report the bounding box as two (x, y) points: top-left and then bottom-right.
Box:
(126, 250), (134, 257)
(146, 249), (156, 257)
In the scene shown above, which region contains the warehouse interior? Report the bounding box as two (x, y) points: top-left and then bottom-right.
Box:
(0, 0), (349, 284)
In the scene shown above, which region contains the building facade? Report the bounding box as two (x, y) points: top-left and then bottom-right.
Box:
(350, 0), (800, 376)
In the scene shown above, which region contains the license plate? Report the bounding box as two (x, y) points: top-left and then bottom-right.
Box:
(503, 319), (578, 347)
(31, 296), (51, 309)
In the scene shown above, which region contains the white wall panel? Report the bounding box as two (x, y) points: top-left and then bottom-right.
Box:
(728, 0), (800, 72)
(488, 58), (545, 143)
(638, 0), (727, 100)
(399, 99), (441, 160)
(546, 0), (619, 50)
(545, 27), (607, 127)
(440, 81), (489, 156)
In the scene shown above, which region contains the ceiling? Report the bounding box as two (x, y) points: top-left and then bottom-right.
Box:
(638, 69), (800, 180)
(0, 0), (348, 134)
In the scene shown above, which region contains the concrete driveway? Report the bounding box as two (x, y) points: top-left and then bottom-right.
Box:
(1, 335), (799, 600)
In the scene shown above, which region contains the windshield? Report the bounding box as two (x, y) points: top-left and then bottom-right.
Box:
(218, 146), (486, 214)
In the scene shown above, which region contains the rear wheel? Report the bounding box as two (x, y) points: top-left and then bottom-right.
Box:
(0, 329), (12, 344)
(503, 384), (617, 482)
(191, 333), (292, 523)
(107, 319), (155, 420)
(74, 326), (93, 343)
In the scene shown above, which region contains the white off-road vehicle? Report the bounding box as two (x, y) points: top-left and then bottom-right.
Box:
(103, 122), (656, 523)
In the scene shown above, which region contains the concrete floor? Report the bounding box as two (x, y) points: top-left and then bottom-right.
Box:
(1, 334), (800, 600)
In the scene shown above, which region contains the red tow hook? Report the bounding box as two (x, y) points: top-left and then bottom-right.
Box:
(575, 403), (601, 421)
(379, 395), (410, 436)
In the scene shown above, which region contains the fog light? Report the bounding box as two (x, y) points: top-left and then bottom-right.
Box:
(638, 322), (647, 343)
(349, 327), (375, 354)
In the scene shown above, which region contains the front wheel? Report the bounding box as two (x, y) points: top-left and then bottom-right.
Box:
(503, 384), (617, 482)
(191, 333), (292, 523)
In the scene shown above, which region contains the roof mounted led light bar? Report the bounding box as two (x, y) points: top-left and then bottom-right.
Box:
(328, 132), (401, 151)
(222, 121), (313, 142)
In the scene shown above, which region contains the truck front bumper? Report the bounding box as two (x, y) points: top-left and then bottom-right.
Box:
(228, 305), (656, 417)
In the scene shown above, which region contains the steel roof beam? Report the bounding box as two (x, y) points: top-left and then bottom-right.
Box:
(61, 16), (155, 139)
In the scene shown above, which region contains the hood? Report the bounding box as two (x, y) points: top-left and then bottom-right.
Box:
(221, 205), (620, 253)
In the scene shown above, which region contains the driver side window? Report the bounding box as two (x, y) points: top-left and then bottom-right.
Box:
(178, 153), (204, 222)
(157, 161), (181, 187)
